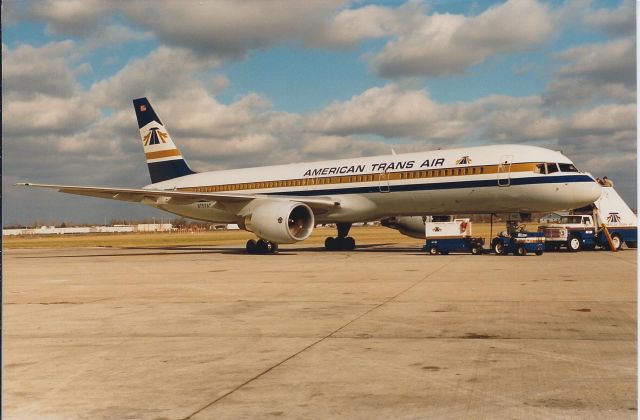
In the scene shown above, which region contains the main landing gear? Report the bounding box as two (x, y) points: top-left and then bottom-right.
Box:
(246, 239), (278, 254)
(325, 222), (356, 251)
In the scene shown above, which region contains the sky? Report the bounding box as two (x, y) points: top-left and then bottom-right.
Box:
(2, 0), (637, 226)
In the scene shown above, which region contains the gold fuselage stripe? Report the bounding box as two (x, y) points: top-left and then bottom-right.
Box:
(145, 149), (182, 160)
(176, 162), (543, 194)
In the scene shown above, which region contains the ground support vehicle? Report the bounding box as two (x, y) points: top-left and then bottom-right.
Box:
(538, 186), (637, 251)
(422, 218), (484, 255)
(491, 222), (545, 256)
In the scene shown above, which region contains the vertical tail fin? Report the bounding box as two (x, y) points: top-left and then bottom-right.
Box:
(133, 97), (196, 183)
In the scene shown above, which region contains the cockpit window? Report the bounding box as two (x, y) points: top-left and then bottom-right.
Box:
(534, 163), (546, 174)
(546, 163), (559, 174)
(558, 163), (579, 172)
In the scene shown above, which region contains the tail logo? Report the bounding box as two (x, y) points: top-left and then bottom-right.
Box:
(143, 127), (168, 146)
(607, 213), (621, 223)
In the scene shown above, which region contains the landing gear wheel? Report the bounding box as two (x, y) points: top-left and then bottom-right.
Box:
(428, 246), (439, 255)
(325, 237), (336, 251)
(344, 236), (356, 251)
(256, 239), (269, 254)
(611, 234), (622, 250)
(567, 235), (581, 252)
(516, 245), (527, 256)
(246, 239), (257, 254)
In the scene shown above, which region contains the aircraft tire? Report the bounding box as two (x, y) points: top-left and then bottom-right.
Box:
(344, 237), (356, 251)
(325, 237), (336, 251)
(256, 239), (270, 254)
(246, 239), (257, 254)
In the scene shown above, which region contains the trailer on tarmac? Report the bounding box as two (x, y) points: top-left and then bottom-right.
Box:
(422, 218), (485, 255)
(538, 186), (637, 251)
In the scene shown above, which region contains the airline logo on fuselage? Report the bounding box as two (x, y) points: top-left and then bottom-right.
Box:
(302, 158), (445, 177)
(143, 127), (168, 146)
(456, 156), (472, 165)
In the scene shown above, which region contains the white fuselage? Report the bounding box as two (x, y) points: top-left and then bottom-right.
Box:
(145, 144), (601, 223)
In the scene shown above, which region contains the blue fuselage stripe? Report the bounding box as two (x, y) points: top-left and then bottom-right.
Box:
(264, 174), (594, 197)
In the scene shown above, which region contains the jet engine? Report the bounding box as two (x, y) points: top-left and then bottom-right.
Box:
(243, 201), (315, 244)
(380, 216), (427, 239)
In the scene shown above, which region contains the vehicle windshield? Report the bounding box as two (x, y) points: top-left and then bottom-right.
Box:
(559, 216), (584, 224)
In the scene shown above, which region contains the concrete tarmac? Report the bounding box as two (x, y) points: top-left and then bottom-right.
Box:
(4, 243), (637, 419)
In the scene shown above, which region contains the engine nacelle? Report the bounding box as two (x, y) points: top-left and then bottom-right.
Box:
(243, 201), (315, 244)
(380, 216), (426, 239)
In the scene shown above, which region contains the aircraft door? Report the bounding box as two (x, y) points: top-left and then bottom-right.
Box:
(497, 155), (513, 187)
(378, 170), (390, 193)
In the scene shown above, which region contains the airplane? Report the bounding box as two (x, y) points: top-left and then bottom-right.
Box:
(18, 97), (602, 254)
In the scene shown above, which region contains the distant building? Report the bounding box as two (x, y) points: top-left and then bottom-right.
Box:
(539, 211), (571, 224)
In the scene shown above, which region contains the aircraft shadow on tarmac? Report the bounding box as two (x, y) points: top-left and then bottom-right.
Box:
(17, 243), (426, 258)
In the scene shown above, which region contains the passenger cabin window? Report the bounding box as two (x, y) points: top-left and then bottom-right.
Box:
(558, 163), (579, 173)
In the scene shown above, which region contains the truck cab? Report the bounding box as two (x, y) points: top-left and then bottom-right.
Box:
(538, 215), (596, 251)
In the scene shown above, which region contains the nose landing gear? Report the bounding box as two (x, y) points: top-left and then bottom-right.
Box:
(246, 239), (278, 254)
(324, 222), (356, 251)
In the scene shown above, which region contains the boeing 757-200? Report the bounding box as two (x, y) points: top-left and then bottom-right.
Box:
(18, 98), (602, 253)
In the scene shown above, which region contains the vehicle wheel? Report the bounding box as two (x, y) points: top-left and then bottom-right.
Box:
(517, 246), (527, 256)
(626, 241), (637, 249)
(267, 242), (278, 253)
(246, 239), (257, 254)
(325, 237), (336, 251)
(471, 246), (482, 255)
(428, 246), (439, 255)
(535, 250), (543, 256)
(567, 235), (581, 252)
(611, 234), (622, 250)
(256, 239), (270, 254)
(493, 241), (506, 255)
(344, 236), (356, 251)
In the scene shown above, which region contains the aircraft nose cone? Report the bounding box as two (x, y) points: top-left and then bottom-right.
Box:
(575, 180), (602, 207)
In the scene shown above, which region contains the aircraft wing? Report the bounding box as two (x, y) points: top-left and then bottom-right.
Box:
(15, 182), (339, 210)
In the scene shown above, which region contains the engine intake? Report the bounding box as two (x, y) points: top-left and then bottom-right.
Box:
(244, 201), (315, 244)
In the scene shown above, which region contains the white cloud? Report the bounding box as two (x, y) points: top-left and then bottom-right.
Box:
(30, 0), (112, 36)
(4, 94), (100, 136)
(120, 0), (346, 57)
(306, 4), (411, 48)
(585, 0), (635, 37)
(543, 37), (636, 107)
(3, 41), (80, 98)
(372, 0), (553, 77)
